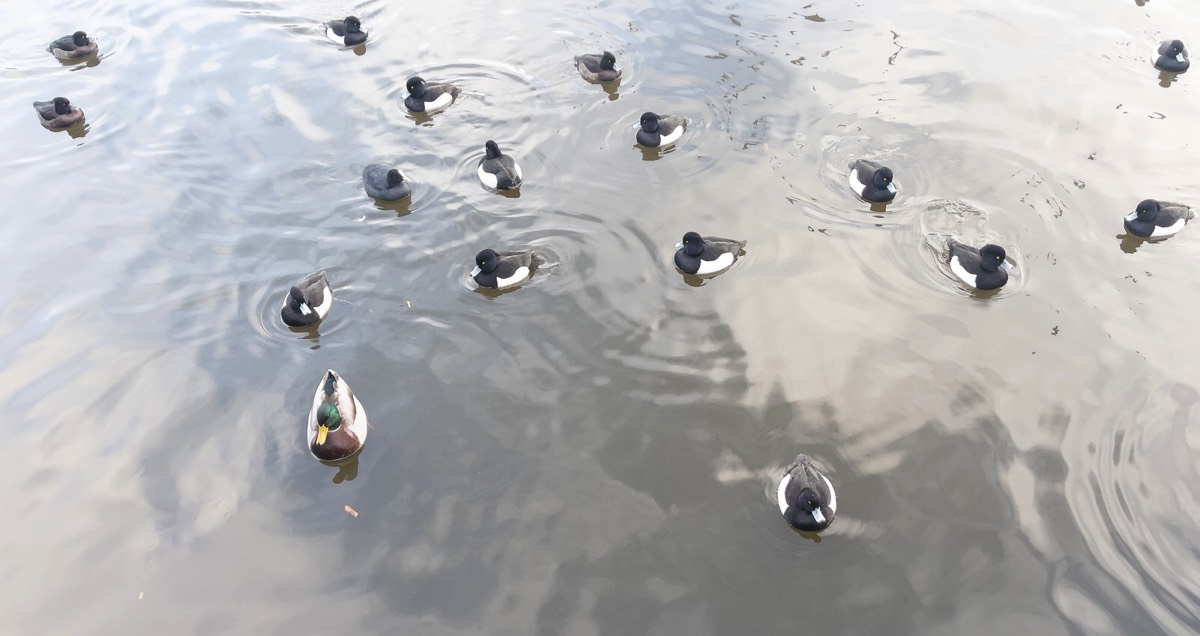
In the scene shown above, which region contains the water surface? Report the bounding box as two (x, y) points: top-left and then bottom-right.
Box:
(4, 0), (1200, 633)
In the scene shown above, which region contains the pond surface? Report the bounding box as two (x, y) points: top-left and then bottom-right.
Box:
(4, 0), (1200, 633)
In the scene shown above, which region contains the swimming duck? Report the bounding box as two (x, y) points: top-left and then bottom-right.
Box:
(1124, 199), (1192, 238)
(281, 271), (332, 328)
(778, 454), (837, 532)
(637, 112), (686, 148)
(847, 159), (897, 203)
(674, 232), (746, 276)
(33, 97), (84, 130)
(477, 140), (523, 190)
(1154, 40), (1190, 73)
(947, 240), (1012, 290)
(471, 248), (536, 289)
(47, 31), (98, 59)
(574, 51), (622, 83)
(362, 164), (412, 201)
(325, 16), (367, 46)
(404, 76), (460, 113)
(308, 370), (369, 462)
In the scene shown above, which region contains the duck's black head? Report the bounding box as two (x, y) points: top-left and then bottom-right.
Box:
(600, 51), (617, 70)
(475, 249), (500, 273)
(484, 140), (502, 159)
(873, 166), (894, 189)
(979, 244), (1007, 272)
(386, 168), (404, 187)
(793, 487), (826, 518)
(640, 112), (660, 133)
(681, 231), (705, 256)
(72, 31), (90, 46)
(53, 97), (71, 114)
(344, 16), (362, 33)
(1168, 40), (1188, 57)
(1134, 199), (1161, 221)
(406, 76), (426, 97)
(288, 285), (309, 308)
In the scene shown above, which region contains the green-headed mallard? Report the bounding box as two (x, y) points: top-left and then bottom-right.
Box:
(308, 370), (368, 462)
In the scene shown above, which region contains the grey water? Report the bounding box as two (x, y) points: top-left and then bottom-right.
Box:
(3, 0), (1200, 633)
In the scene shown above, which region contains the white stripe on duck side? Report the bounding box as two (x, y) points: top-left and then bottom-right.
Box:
(776, 473), (793, 515)
(949, 254), (976, 287)
(695, 252), (735, 275)
(659, 125), (684, 146)
(478, 165), (498, 188)
(310, 284), (333, 318)
(425, 92), (454, 112)
(497, 266), (531, 288)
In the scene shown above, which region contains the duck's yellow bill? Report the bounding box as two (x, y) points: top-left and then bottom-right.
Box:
(316, 425), (329, 445)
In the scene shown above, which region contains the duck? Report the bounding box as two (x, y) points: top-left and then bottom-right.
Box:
(847, 159), (897, 203)
(947, 240), (1012, 291)
(674, 232), (746, 276)
(325, 16), (367, 46)
(47, 31), (98, 59)
(1124, 199), (1192, 238)
(281, 271), (333, 328)
(778, 453), (837, 532)
(308, 370), (369, 462)
(477, 140), (523, 190)
(404, 76), (460, 113)
(1154, 40), (1190, 73)
(33, 97), (84, 130)
(362, 164), (412, 201)
(637, 112), (687, 148)
(574, 51), (622, 83)
(471, 248), (536, 289)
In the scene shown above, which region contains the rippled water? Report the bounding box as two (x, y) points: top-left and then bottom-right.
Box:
(5, 0), (1200, 633)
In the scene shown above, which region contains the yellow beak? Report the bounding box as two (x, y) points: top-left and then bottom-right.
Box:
(316, 425), (329, 445)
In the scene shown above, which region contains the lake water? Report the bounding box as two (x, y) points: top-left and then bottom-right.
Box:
(4, 0), (1200, 633)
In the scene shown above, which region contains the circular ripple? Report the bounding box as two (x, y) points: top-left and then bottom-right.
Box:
(897, 198), (1028, 298)
(250, 269), (359, 346)
(1074, 380), (1200, 634)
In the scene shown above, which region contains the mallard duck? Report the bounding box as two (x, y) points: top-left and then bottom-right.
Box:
(777, 453), (837, 532)
(1123, 199), (1192, 238)
(33, 97), (84, 130)
(947, 240), (1012, 291)
(404, 76), (460, 113)
(281, 271), (332, 328)
(471, 248), (536, 289)
(636, 111), (686, 148)
(362, 164), (412, 201)
(673, 232), (746, 276)
(325, 16), (367, 46)
(847, 159), (897, 203)
(477, 140), (523, 190)
(47, 31), (98, 59)
(574, 51), (622, 83)
(308, 370), (369, 462)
